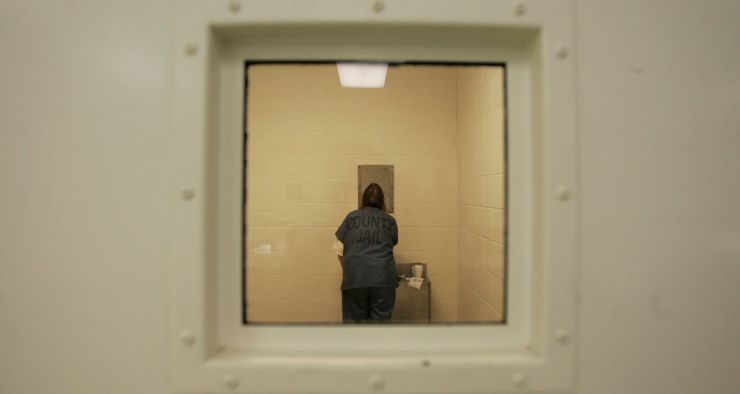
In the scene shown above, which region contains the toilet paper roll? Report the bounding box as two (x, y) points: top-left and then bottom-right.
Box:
(412, 264), (423, 278)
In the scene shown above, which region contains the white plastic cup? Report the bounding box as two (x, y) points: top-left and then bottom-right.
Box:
(412, 264), (423, 278)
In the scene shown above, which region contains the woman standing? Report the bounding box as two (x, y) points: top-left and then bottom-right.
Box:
(334, 183), (399, 323)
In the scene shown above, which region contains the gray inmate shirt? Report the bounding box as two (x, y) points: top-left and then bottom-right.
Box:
(335, 207), (399, 290)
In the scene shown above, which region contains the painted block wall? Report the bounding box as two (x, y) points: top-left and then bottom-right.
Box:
(245, 64), (459, 322)
(455, 67), (506, 322)
(1, 1), (738, 393)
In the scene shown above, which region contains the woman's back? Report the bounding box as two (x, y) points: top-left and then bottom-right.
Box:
(335, 207), (398, 290)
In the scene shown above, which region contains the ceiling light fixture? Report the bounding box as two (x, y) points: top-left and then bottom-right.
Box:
(336, 62), (388, 88)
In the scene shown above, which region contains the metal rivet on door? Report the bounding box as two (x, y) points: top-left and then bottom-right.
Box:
(184, 43), (198, 56)
(372, 0), (385, 13)
(556, 45), (570, 59)
(555, 329), (570, 344)
(514, 2), (527, 16)
(512, 372), (528, 388)
(228, 0), (241, 13)
(181, 188), (196, 201)
(369, 374), (386, 391)
(179, 330), (195, 346)
(224, 374), (239, 390)
(556, 186), (571, 201)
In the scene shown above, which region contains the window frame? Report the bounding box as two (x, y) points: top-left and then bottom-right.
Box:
(170, 1), (577, 392)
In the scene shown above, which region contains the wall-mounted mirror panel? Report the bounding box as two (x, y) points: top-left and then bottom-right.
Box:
(244, 62), (507, 324)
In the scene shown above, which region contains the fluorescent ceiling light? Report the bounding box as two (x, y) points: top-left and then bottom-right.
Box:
(336, 62), (388, 88)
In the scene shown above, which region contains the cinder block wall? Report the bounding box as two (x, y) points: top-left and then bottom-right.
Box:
(245, 64), (459, 322)
(455, 67), (506, 322)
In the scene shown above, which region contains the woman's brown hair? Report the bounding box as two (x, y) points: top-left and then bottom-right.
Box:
(361, 183), (386, 211)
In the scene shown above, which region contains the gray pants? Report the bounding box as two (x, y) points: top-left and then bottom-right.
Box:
(341, 287), (396, 323)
